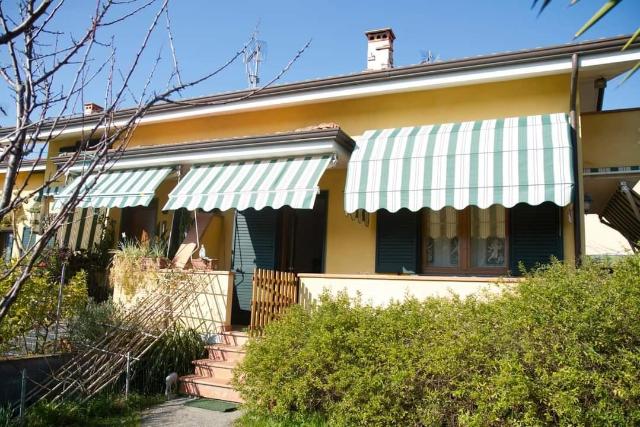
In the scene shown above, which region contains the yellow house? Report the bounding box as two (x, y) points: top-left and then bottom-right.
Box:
(3, 29), (639, 326)
(0, 147), (48, 262)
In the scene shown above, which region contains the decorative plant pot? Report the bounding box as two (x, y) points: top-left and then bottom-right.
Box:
(141, 257), (169, 270)
(156, 257), (169, 269)
(191, 258), (219, 271)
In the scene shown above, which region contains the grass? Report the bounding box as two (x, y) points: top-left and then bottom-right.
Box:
(15, 393), (165, 426)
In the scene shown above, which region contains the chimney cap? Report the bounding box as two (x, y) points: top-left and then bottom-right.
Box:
(84, 103), (104, 115)
(365, 28), (395, 42)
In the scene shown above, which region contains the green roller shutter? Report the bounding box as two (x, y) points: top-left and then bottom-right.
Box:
(21, 226), (34, 252)
(376, 209), (419, 274)
(2, 232), (13, 263)
(231, 208), (278, 325)
(509, 202), (563, 275)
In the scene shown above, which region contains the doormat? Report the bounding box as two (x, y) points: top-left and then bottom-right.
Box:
(184, 398), (238, 412)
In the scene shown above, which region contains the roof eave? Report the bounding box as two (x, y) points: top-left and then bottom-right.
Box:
(2, 35), (638, 140)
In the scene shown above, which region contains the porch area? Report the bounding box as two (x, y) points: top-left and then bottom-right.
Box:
(53, 113), (584, 402)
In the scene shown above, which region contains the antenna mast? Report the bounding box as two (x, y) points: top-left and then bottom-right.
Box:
(244, 30), (267, 89)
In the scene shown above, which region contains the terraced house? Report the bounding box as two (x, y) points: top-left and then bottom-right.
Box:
(2, 28), (639, 326)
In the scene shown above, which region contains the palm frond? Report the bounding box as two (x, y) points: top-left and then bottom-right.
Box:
(622, 27), (640, 51)
(532, 0), (554, 15)
(619, 61), (640, 86)
(575, 0), (622, 38)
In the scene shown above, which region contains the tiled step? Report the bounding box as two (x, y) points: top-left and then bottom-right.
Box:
(218, 330), (250, 347)
(193, 359), (236, 381)
(179, 374), (243, 403)
(206, 344), (246, 363)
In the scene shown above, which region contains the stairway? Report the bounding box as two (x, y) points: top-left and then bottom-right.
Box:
(179, 329), (248, 403)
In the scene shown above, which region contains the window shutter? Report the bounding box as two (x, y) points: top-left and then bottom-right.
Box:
(232, 208), (278, 324)
(21, 226), (37, 253)
(376, 209), (419, 273)
(509, 202), (563, 275)
(3, 232), (13, 263)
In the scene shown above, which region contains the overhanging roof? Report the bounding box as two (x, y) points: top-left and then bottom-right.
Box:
(53, 127), (355, 172)
(1, 35), (638, 141)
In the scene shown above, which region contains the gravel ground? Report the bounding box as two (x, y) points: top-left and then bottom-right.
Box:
(141, 397), (244, 426)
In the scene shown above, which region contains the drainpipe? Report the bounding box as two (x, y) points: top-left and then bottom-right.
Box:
(569, 53), (582, 265)
(595, 77), (607, 112)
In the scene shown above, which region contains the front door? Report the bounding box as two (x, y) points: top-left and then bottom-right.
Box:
(231, 208), (278, 325)
(230, 194), (328, 326)
(284, 192), (328, 274)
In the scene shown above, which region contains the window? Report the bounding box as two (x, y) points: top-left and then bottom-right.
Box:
(0, 231), (13, 264)
(422, 206), (508, 274)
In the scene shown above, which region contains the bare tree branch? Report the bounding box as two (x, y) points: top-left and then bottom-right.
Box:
(0, 0), (52, 45)
(0, 0), (310, 324)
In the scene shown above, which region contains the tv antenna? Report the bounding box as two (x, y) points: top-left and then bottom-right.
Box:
(420, 50), (441, 64)
(244, 30), (267, 89)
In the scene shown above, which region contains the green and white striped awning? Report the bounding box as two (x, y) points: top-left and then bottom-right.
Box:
(163, 155), (333, 211)
(55, 167), (172, 209)
(345, 113), (574, 213)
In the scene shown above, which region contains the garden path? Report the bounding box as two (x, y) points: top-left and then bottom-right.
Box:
(141, 397), (243, 426)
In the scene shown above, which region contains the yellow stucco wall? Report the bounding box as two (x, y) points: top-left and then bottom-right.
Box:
(49, 73), (577, 270)
(0, 171), (46, 258)
(112, 270), (234, 339)
(581, 109), (640, 169)
(580, 109), (640, 257)
(119, 74), (571, 148)
(319, 168), (377, 273)
(199, 210), (235, 270)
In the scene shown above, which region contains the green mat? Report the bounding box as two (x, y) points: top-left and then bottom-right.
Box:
(184, 398), (238, 412)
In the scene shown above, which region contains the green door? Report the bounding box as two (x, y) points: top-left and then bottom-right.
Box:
(231, 208), (278, 325)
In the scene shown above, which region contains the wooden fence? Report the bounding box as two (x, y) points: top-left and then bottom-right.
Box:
(250, 269), (299, 335)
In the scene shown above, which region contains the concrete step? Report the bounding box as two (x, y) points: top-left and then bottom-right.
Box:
(206, 344), (246, 363)
(193, 359), (236, 381)
(179, 374), (243, 403)
(218, 330), (250, 347)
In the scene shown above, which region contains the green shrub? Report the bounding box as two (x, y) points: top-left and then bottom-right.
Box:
(235, 255), (640, 426)
(67, 299), (126, 349)
(0, 262), (88, 354)
(68, 301), (204, 396)
(0, 404), (13, 427)
(131, 326), (206, 395)
(23, 393), (163, 426)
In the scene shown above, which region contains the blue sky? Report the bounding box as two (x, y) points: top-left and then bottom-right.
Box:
(1, 0), (638, 125)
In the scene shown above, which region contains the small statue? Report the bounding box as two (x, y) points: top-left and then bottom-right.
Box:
(487, 238), (504, 264)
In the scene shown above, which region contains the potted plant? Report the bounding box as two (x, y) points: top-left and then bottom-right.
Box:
(145, 238), (169, 269)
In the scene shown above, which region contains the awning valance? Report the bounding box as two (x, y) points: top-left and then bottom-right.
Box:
(163, 155), (333, 211)
(55, 167), (172, 209)
(344, 113), (574, 213)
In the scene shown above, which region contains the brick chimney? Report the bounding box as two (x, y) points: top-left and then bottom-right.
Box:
(365, 28), (395, 71)
(84, 103), (104, 115)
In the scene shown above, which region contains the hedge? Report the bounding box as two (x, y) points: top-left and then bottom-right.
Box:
(235, 256), (640, 426)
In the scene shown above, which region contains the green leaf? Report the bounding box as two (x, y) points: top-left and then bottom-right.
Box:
(622, 27), (640, 51)
(575, 0), (622, 38)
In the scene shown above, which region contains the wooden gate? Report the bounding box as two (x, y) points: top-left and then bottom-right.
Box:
(249, 268), (299, 335)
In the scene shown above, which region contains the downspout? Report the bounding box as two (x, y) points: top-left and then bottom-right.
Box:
(594, 77), (607, 112)
(569, 53), (582, 265)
